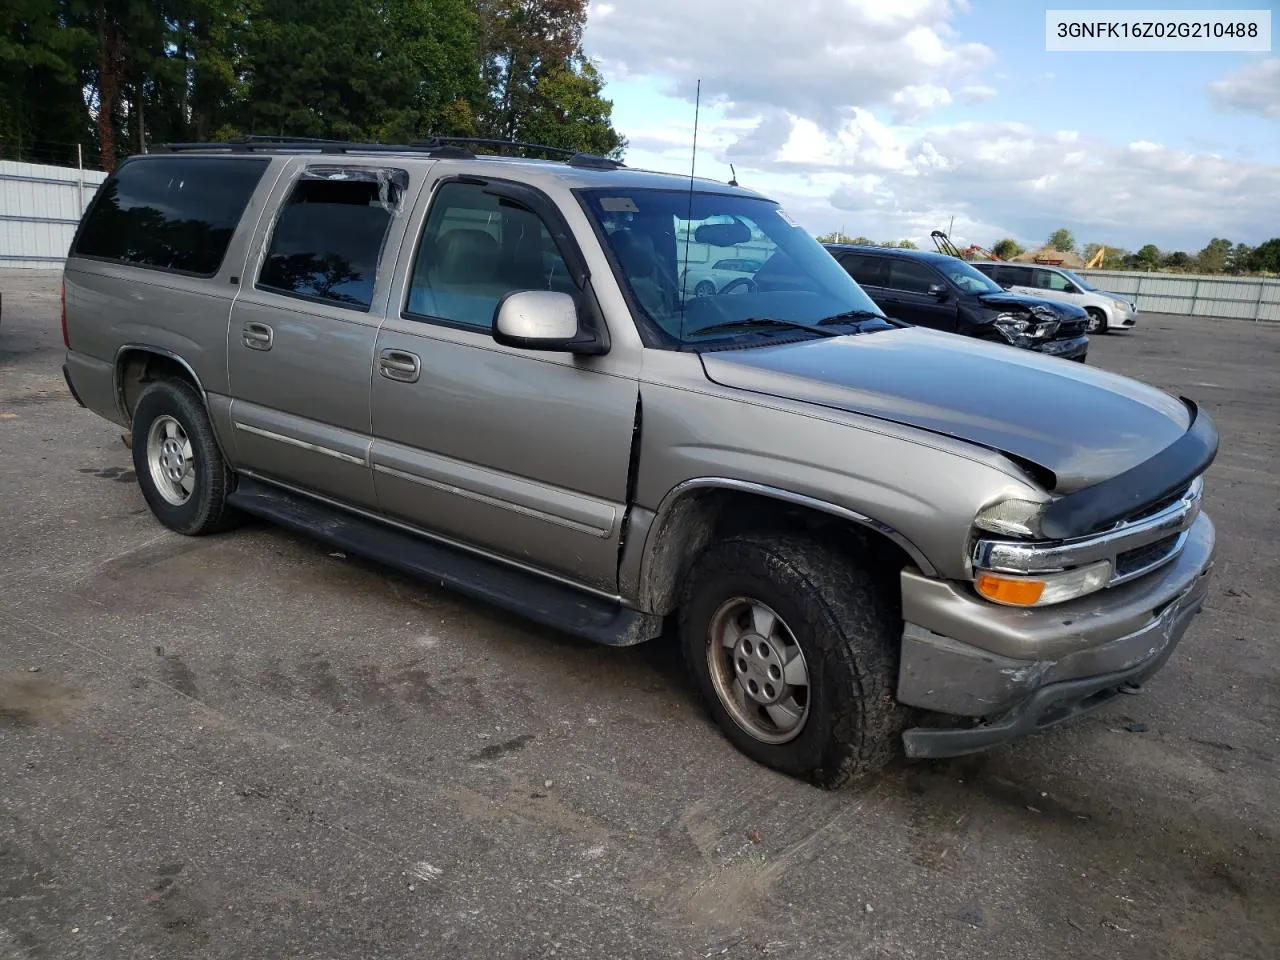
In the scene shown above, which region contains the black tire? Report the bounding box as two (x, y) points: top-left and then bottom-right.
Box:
(694, 280), (716, 297)
(679, 535), (907, 788)
(130, 378), (239, 536)
(1085, 308), (1107, 334)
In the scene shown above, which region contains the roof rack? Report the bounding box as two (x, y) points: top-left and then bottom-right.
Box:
(412, 136), (624, 169)
(156, 134), (624, 169)
(157, 136), (475, 158)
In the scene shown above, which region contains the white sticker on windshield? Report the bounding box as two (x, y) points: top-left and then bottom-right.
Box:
(776, 208), (799, 228)
(599, 196), (639, 213)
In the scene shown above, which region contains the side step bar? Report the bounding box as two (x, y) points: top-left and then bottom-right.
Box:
(227, 477), (663, 647)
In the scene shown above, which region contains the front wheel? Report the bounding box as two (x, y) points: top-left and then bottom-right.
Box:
(1085, 308), (1108, 334)
(679, 535), (907, 788)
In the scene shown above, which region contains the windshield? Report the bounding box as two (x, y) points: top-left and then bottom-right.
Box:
(579, 188), (887, 345)
(938, 258), (1004, 294)
(1059, 268), (1096, 291)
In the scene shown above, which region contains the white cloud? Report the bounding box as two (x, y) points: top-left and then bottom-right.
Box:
(959, 85), (997, 102)
(1209, 58), (1280, 121)
(590, 3), (1280, 249)
(584, 0), (992, 127)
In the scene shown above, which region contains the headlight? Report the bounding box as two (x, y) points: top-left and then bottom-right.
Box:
(974, 498), (1046, 538)
(975, 560), (1112, 607)
(1111, 298), (1129, 311)
(994, 313), (1059, 341)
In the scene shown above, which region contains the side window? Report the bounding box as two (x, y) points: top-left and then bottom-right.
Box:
(886, 259), (940, 294)
(1042, 270), (1075, 292)
(992, 266), (1020, 286)
(405, 180), (577, 329)
(972, 263), (995, 277)
(839, 253), (886, 287)
(257, 167), (406, 312)
(72, 156), (268, 275)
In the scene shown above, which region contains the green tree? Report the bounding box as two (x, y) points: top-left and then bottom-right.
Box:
(1134, 244), (1161, 269)
(1162, 251), (1191, 269)
(242, 0), (482, 142)
(881, 239), (918, 249)
(1196, 237), (1233, 273)
(0, 0), (94, 165)
(1227, 242), (1254, 274)
(816, 232), (871, 244)
(1251, 238), (1280, 273)
(992, 238), (1024, 260)
(511, 58), (625, 157)
(1046, 227), (1075, 253)
(476, 0), (624, 157)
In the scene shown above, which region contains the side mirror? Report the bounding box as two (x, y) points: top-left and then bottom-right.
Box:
(927, 283), (949, 300)
(492, 290), (608, 355)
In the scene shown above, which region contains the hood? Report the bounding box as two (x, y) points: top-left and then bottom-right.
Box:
(975, 291), (1087, 318)
(700, 327), (1191, 493)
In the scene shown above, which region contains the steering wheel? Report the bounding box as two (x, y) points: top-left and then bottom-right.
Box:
(721, 276), (758, 295)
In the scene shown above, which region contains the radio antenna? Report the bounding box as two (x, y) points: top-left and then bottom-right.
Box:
(728, 163), (738, 187)
(678, 78), (702, 337)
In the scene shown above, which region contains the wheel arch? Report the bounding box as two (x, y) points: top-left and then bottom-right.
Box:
(635, 478), (936, 616)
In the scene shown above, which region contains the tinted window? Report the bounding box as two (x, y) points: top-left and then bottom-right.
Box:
(886, 259), (940, 294)
(839, 253), (886, 286)
(72, 156), (267, 275)
(992, 265), (1025, 286)
(258, 168), (407, 311)
(405, 181), (577, 329)
(972, 263), (996, 276)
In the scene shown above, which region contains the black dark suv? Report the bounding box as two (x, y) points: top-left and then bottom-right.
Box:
(824, 244), (1090, 361)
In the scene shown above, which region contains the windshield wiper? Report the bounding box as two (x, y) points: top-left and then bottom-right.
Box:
(816, 309), (894, 327)
(689, 317), (840, 339)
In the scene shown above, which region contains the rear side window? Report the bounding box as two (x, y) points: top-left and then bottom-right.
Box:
(839, 253), (886, 287)
(72, 157), (268, 276)
(257, 167), (408, 312)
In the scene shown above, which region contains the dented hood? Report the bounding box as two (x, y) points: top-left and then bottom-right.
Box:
(699, 327), (1191, 492)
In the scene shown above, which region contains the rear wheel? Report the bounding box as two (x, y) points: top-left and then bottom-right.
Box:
(1085, 308), (1108, 334)
(679, 535), (907, 788)
(131, 378), (239, 536)
(694, 280), (716, 297)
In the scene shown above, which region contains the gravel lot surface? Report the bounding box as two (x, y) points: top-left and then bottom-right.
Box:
(1, 270), (1277, 959)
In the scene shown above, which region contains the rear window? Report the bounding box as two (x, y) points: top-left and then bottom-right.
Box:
(72, 156), (268, 276)
(257, 168), (408, 312)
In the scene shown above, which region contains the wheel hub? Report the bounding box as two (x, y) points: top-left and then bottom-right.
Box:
(732, 634), (786, 705)
(159, 438), (187, 482)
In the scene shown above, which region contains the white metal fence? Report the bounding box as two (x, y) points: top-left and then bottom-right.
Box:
(0, 160), (107, 268)
(1074, 268), (1280, 323)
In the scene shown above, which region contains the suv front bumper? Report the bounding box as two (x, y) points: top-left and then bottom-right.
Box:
(894, 511), (1215, 758)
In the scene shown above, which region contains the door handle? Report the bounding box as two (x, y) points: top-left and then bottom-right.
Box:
(242, 322), (274, 351)
(378, 349), (421, 383)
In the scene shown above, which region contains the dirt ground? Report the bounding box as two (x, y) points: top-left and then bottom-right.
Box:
(1, 270), (1277, 960)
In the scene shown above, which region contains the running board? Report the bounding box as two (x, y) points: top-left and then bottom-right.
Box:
(227, 478), (663, 647)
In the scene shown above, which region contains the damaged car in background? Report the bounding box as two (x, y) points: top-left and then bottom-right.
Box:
(826, 242), (1092, 361)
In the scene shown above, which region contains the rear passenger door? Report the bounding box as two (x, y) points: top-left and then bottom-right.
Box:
(836, 252), (889, 305)
(880, 259), (958, 331)
(369, 175), (639, 593)
(226, 162), (418, 509)
(995, 265), (1037, 297)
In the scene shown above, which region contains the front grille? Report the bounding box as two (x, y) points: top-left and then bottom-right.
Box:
(1125, 483), (1192, 524)
(1057, 318), (1088, 337)
(1114, 534), (1181, 579)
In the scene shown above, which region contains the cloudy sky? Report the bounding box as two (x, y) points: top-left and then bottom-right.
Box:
(583, 0), (1280, 253)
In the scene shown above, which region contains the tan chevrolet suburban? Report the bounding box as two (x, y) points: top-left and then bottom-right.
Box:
(60, 138), (1218, 788)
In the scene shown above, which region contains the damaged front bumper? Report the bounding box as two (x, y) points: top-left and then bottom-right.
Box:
(895, 511), (1216, 759)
